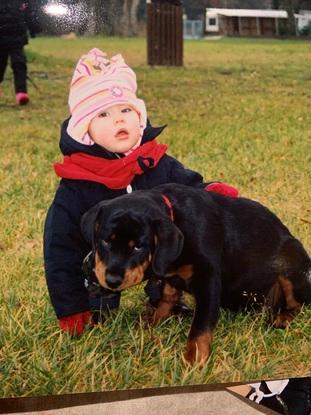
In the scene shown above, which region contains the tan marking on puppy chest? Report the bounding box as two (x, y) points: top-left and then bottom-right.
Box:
(165, 264), (193, 281)
(128, 240), (135, 248)
(94, 251), (107, 287)
(94, 221), (100, 235)
(177, 264), (193, 280)
(151, 283), (181, 324)
(121, 260), (150, 290)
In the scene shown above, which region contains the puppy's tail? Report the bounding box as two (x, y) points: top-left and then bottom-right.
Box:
(277, 237), (311, 304)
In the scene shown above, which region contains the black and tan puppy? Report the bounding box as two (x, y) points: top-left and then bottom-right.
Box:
(81, 184), (311, 365)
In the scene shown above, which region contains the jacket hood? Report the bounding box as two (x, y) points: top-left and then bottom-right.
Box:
(59, 118), (166, 159)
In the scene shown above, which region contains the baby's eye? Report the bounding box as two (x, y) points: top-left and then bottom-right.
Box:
(98, 111), (108, 117)
(121, 107), (132, 113)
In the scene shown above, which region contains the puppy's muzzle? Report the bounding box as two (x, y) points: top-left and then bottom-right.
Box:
(106, 272), (123, 290)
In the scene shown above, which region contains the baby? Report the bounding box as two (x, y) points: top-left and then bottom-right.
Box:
(44, 48), (238, 336)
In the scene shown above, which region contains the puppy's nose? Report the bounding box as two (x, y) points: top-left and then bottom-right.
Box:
(106, 273), (123, 289)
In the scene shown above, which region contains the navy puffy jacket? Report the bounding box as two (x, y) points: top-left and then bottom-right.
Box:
(44, 119), (205, 319)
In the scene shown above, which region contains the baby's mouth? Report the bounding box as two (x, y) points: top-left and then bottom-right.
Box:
(115, 129), (129, 139)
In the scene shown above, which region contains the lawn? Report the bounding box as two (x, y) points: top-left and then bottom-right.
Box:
(0, 36), (310, 398)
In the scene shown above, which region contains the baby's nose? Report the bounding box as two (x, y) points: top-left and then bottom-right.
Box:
(115, 115), (124, 123)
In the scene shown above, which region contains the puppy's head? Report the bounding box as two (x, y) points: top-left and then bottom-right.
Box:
(81, 198), (184, 291)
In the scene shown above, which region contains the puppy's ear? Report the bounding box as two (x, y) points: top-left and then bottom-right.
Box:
(152, 218), (184, 276)
(80, 203), (102, 246)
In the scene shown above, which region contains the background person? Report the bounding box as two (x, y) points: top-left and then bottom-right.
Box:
(0, 0), (41, 105)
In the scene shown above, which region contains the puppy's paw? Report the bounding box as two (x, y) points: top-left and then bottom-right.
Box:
(183, 345), (210, 368)
(271, 312), (292, 328)
(270, 307), (300, 328)
(184, 333), (212, 367)
(142, 303), (158, 326)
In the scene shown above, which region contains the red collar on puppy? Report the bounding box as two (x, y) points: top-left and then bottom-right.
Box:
(161, 194), (174, 221)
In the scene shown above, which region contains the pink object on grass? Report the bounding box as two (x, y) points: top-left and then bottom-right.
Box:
(16, 92), (29, 105)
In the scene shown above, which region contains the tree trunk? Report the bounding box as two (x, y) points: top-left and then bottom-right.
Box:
(272, 0), (280, 8)
(120, 0), (130, 36)
(283, 0), (297, 34)
(129, 0), (140, 35)
(85, 0), (97, 35)
(83, 0), (105, 35)
(294, 0), (305, 13)
(119, 0), (141, 36)
(108, 0), (123, 36)
(84, 0), (164, 37)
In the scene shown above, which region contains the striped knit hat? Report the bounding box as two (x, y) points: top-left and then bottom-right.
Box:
(67, 48), (147, 146)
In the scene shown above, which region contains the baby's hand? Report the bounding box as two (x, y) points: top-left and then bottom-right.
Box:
(58, 311), (92, 336)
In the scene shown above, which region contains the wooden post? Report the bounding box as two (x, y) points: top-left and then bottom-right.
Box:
(275, 18), (279, 36)
(147, 0), (183, 66)
(238, 16), (242, 36)
(256, 17), (261, 36)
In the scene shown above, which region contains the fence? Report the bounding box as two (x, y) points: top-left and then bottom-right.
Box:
(183, 20), (204, 39)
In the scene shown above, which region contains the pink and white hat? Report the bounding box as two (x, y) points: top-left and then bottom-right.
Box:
(67, 48), (147, 146)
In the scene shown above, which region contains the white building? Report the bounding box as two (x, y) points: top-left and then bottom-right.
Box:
(205, 8), (311, 36)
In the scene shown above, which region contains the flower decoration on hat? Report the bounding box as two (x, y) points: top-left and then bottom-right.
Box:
(111, 86), (123, 98)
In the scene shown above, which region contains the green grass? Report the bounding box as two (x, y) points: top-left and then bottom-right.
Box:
(0, 36), (310, 398)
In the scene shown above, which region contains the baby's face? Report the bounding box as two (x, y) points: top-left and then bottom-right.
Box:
(88, 104), (141, 153)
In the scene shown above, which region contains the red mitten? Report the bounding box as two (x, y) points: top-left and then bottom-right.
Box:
(58, 311), (92, 336)
(206, 182), (239, 198)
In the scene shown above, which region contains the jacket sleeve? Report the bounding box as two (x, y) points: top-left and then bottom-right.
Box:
(43, 181), (90, 319)
(166, 155), (206, 188)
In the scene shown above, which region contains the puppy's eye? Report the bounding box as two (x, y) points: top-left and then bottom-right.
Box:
(133, 246), (142, 252)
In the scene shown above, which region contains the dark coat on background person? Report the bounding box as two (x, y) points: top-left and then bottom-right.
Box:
(0, 0), (41, 48)
(44, 119), (206, 319)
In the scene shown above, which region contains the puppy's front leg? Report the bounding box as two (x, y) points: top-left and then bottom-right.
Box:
(184, 270), (221, 366)
(150, 281), (181, 325)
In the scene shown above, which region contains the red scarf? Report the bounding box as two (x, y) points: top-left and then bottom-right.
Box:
(54, 140), (167, 189)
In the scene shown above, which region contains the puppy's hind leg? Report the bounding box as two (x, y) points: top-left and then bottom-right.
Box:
(271, 238), (311, 328)
(271, 276), (302, 328)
